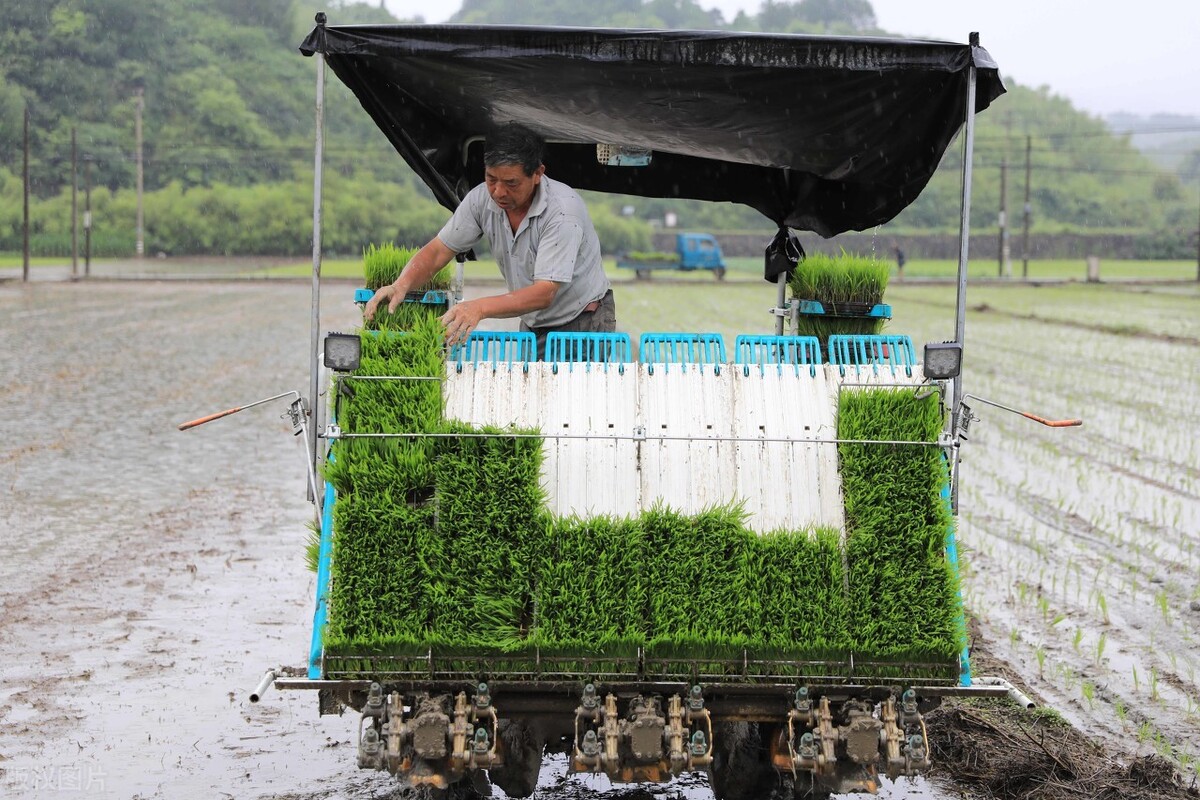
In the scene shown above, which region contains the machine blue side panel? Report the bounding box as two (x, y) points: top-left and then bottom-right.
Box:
(308, 475), (336, 679)
(942, 467), (971, 686)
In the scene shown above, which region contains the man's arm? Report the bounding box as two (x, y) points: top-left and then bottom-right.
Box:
(363, 237), (457, 321)
(441, 281), (559, 346)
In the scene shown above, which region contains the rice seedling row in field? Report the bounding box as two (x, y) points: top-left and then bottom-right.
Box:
(922, 282), (1200, 772)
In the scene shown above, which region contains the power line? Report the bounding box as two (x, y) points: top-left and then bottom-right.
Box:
(976, 160), (1186, 177)
(974, 126), (1200, 142)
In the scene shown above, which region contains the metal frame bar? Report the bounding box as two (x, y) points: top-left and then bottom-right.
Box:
(327, 431), (942, 447)
(946, 40), (979, 682)
(309, 479), (336, 679)
(949, 35), (979, 514)
(308, 30), (327, 503)
(274, 677), (1008, 701)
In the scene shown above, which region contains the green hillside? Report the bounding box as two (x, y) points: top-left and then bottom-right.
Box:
(0, 0), (1192, 257)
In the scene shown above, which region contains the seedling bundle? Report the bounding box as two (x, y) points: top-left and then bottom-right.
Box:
(362, 243), (453, 331)
(321, 250), (961, 680)
(789, 252), (890, 340)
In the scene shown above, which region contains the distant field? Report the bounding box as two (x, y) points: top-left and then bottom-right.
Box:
(4, 254), (1194, 285)
(723, 256), (1199, 281)
(272, 256), (1198, 283)
(268, 256), (726, 282)
(0, 256), (69, 269)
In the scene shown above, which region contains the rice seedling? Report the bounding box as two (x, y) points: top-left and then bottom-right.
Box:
(362, 243), (453, 332)
(837, 388), (962, 677)
(533, 514), (647, 666)
(430, 422), (546, 654)
(789, 251), (889, 307)
(1072, 628), (1083, 653)
(1155, 589), (1170, 624)
(1095, 632), (1107, 666)
(319, 252), (977, 683)
(788, 252), (890, 342)
(362, 242), (452, 291)
(321, 316), (447, 660)
(304, 516), (321, 574)
(748, 526), (851, 665)
(641, 503), (758, 663)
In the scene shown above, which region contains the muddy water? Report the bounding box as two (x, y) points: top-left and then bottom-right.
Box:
(0, 280), (953, 799)
(0, 281), (383, 798)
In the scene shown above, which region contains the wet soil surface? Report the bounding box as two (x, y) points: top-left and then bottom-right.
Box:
(1, 280), (1195, 799)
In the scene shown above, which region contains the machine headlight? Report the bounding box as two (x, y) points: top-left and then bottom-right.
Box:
(923, 341), (962, 380)
(324, 332), (362, 373)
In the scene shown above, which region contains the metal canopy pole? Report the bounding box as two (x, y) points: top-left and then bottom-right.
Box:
(950, 33), (979, 513)
(308, 13), (327, 502)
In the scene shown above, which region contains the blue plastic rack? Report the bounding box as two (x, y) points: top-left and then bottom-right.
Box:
(734, 334), (823, 376)
(546, 332), (632, 371)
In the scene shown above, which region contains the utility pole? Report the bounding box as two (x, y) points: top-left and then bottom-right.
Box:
(998, 157), (1009, 277)
(23, 106), (30, 282)
(1022, 134), (1032, 278)
(84, 157), (92, 277)
(71, 127), (78, 279)
(135, 86), (145, 258)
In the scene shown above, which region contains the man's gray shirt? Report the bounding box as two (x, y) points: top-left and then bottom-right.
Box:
(437, 176), (609, 329)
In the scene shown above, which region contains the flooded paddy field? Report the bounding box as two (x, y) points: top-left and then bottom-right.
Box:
(888, 281), (1200, 775)
(0, 277), (1197, 799)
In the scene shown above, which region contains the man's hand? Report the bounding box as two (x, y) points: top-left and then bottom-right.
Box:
(440, 300), (486, 347)
(363, 283), (408, 322)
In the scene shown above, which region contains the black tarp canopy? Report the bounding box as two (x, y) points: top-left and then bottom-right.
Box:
(300, 23), (1003, 238)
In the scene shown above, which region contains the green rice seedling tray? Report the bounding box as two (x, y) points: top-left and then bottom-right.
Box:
(354, 287), (449, 305)
(795, 299), (891, 319)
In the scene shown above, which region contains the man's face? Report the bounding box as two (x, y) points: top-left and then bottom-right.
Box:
(484, 163), (544, 213)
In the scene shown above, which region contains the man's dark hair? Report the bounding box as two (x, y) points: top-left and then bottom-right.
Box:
(484, 124), (544, 176)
